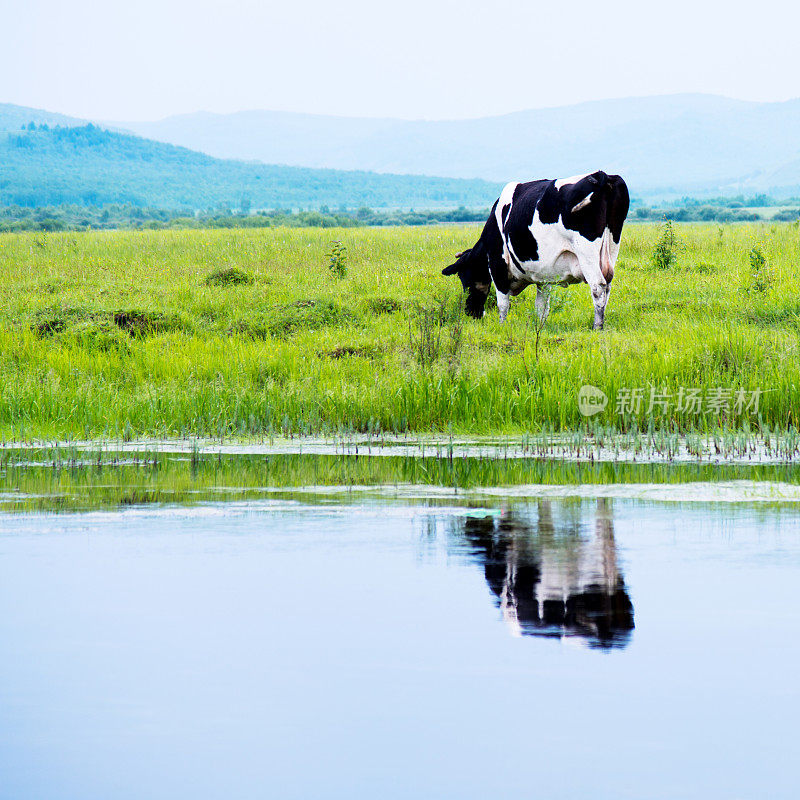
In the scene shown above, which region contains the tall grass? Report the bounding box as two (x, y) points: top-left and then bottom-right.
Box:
(0, 222), (798, 439)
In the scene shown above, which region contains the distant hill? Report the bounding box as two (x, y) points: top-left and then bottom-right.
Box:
(115, 94), (800, 200)
(0, 123), (501, 210)
(5, 95), (800, 207)
(0, 103), (88, 131)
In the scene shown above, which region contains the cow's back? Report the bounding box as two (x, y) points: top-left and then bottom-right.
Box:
(498, 179), (552, 266)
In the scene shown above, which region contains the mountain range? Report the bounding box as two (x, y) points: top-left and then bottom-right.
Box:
(113, 94), (800, 199)
(2, 94), (800, 208)
(0, 108), (499, 210)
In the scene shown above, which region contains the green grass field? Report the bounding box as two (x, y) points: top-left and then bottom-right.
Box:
(1, 222), (799, 440)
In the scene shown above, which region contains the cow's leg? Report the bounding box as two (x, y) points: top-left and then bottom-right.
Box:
(535, 285), (551, 325)
(496, 289), (510, 323)
(590, 281), (610, 330)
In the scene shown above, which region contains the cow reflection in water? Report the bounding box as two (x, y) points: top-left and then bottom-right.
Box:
(459, 500), (634, 649)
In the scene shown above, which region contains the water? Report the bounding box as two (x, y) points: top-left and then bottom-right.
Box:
(1, 493), (799, 799)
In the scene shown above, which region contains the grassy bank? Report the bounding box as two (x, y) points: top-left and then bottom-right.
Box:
(1, 222), (799, 439)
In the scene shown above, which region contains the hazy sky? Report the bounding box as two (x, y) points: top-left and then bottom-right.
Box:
(4, 0), (799, 121)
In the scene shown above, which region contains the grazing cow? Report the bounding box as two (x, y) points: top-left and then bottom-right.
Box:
(442, 171), (629, 329)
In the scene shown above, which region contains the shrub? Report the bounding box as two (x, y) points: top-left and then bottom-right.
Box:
(547, 285), (572, 315)
(366, 297), (402, 315)
(323, 344), (383, 359)
(33, 316), (68, 337)
(112, 310), (188, 337)
(32, 307), (95, 337)
(204, 266), (253, 286)
(68, 320), (131, 354)
(652, 219), (678, 269)
(408, 293), (463, 371)
(328, 240), (348, 278)
(239, 300), (357, 340)
(745, 245), (774, 294)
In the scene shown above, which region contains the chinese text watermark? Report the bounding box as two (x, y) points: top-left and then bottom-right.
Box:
(577, 385), (763, 417)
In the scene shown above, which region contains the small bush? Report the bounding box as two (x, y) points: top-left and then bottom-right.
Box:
(525, 285), (553, 371)
(652, 219), (678, 269)
(235, 300), (356, 340)
(204, 266), (253, 286)
(33, 317), (68, 337)
(408, 293), (463, 371)
(409, 305), (443, 368)
(367, 297), (402, 315)
(269, 300), (353, 337)
(745, 304), (800, 327)
(113, 310), (188, 338)
(68, 320), (131, 354)
(32, 307), (94, 338)
(328, 240), (348, 278)
(744, 245), (774, 295)
(547, 285), (572, 315)
(322, 344), (383, 359)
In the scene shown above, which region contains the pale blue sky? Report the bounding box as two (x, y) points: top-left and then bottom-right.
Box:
(3, 0), (798, 121)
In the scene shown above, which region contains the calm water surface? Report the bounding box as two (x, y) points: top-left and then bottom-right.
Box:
(1, 497), (798, 799)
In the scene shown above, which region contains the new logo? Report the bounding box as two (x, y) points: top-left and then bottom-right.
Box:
(577, 385), (608, 416)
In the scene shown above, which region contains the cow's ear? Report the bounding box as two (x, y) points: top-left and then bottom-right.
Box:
(442, 263), (460, 276)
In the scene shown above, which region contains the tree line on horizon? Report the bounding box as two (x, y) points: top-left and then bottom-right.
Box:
(2, 200), (798, 233)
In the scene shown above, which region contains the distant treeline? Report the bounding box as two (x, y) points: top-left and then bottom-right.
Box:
(634, 195), (800, 222)
(3, 201), (800, 232)
(0, 204), (491, 232)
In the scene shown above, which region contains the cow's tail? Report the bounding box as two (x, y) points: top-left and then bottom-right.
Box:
(600, 226), (614, 282)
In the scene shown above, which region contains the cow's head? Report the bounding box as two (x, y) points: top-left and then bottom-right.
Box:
(442, 244), (491, 319)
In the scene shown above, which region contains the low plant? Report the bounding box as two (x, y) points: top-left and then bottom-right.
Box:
(113, 310), (187, 337)
(205, 266), (253, 286)
(408, 293), (463, 371)
(409, 303), (443, 368)
(443, 295), (465, 374)
(67, 319), (131, 354)
(522, 285), (553, 377)
(367, 297), (402, 315)
(266, 299), (354, 339)
(652, 219), (678, 269)
(328, 240), (348, 278)
(745, 245), (774, 294)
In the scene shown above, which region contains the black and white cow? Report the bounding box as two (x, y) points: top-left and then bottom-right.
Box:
(442, 171), (629, 329)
